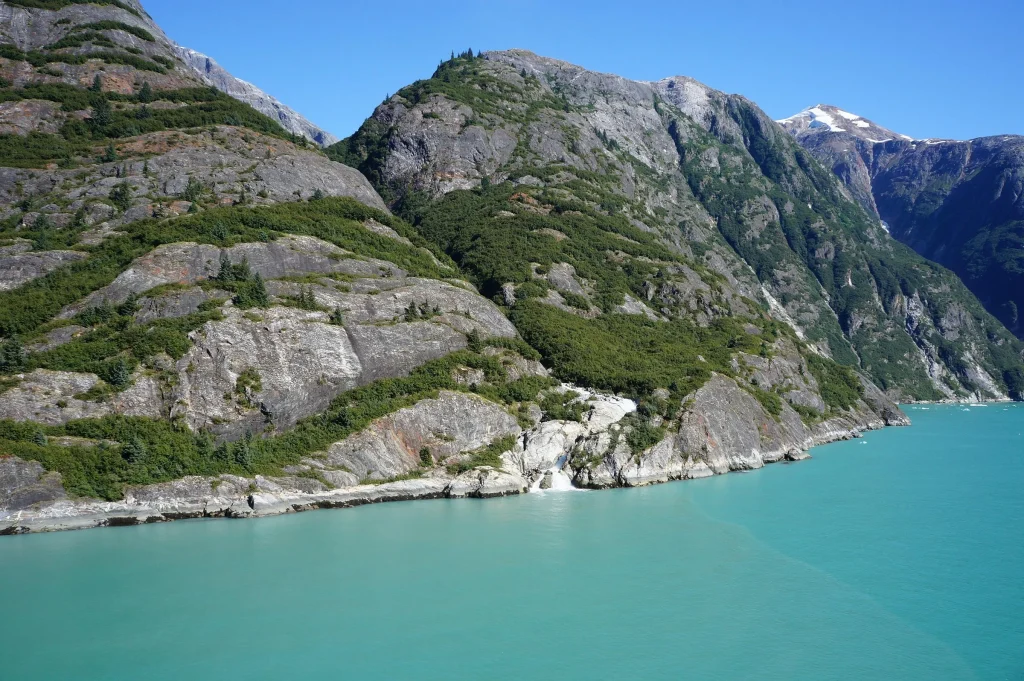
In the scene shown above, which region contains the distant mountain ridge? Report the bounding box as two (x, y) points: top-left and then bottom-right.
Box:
(779, 104), (1024, 338)
(172, 45), (338, 146)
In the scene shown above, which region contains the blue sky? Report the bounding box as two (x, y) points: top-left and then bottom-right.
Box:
(145, 0), (1021, 142)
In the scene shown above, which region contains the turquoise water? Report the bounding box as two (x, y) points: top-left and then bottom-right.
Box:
(1, 404), (1022, 680)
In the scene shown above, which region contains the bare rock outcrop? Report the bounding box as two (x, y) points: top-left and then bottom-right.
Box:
(0, 369), (163, 425)
(325, 391), (521, 480)
(0, 241), (87, 291)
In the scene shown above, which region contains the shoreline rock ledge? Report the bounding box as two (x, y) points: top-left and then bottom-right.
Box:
(1, 377), (909, 536)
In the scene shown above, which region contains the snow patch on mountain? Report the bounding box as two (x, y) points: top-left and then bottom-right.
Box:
(778, 106), (846, 132)
(778, 104), (916, 144)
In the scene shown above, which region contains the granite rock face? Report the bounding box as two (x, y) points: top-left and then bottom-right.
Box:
(0, 126), (386, 242)
(0, 241), (87, 291)
(60, 234), (400, 315)
(0, 0), (334, 145)
(0, 457), (66, 513)
(324, 391), (521, 480)
(0, 228), (516, 435)
(0, 369), (163, 425)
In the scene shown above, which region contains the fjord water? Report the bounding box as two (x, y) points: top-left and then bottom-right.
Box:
(1, 405), (1022, 680)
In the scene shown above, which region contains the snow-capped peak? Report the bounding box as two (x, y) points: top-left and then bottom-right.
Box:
(777, 105), (847, 133)
(777, 104), (913, 144)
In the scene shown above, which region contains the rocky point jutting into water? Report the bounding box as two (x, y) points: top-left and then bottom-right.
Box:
(0, 3), (1019, 534)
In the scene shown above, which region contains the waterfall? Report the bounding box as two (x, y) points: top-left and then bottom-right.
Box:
(529, 455), (579, 493)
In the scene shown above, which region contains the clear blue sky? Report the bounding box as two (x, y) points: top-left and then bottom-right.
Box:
(145, 0), (1021, 142)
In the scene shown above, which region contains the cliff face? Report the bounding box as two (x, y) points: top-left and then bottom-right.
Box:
(780, 105), (1024, 341)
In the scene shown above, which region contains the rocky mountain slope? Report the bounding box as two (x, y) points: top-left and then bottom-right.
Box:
(172, 45), (338, 146)
(0, 10), (1011, 533)
(0, 0), (336, 145)
(332, 50), (1024, 402)
(779, 104), (1024, 340)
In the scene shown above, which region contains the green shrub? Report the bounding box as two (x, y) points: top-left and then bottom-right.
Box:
(807, 355), (863, 413)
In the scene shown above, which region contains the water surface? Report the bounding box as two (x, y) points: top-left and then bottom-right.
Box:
(1, 404), (1021, 680)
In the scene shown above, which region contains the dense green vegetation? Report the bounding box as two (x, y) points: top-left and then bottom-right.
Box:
(0, 43), (165, 73)
(511, 300), (767, 401)
(806, 354), (864, 413)
(410, 181), (718, 309)
(27, 303), (223, 387)
(665, 100), (1024, 399)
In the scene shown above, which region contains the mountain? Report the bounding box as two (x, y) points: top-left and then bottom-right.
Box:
(0, 0), (336, 145)
(779, 104), (1024, 339)
(172, 46), (338, 146)
(331, 50), (1024, 402)
(0, 10), (1015, 533)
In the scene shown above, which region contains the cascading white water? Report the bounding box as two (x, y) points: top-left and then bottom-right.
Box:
(529, 455), (580, 493)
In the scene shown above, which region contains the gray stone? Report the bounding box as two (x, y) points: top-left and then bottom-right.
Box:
(325, 391), (521, 480)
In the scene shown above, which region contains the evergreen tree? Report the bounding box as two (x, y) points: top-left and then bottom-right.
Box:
(91, 98), (111, 127)
(109, 182), (133, 212)
(32, 430), (47, 447)
(182, 175), (203, 202)
(72, 207), (87, 229)
(233, 272), (267, 309)
(89, 74), (102, 92)
(121, 438), (147, 464)
(107, 358), (131, 388)
(0, 338), (25, 373)
(116, 293), (139, 317)
(234, 433), (254, 469)
(138, 81), (153, 103)
(215, 251), (233, 282)
(297, 286), (318, 311)
(329, 307), (344, 326)
(214, 442), (231, 463)
(194, 431), (215, 460)
(248, 273), (268, 307)
(101, 142), (117, 163)
(235, 257), (252, 280)
(311, 188), (325, 201)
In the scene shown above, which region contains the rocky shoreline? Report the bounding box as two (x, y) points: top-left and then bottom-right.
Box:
(1, 377), (908, 535)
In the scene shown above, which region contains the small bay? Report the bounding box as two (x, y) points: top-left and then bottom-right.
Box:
(1, 404), (1021, 680)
